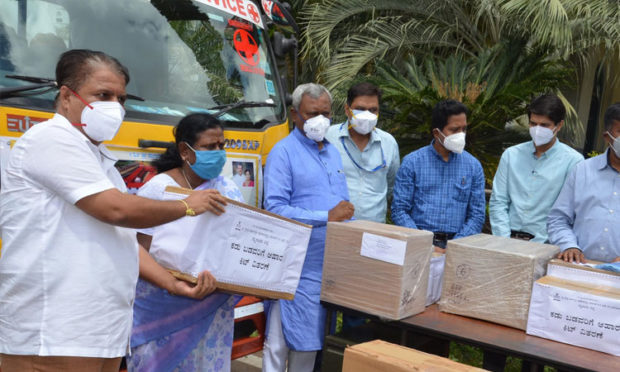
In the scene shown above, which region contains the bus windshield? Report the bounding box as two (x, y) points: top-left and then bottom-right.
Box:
(0, 0), (285, 129)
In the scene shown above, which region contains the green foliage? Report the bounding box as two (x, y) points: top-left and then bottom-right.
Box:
(449, 342), (558, 372)
(294, 0), (620, 169)
(170, 20), (243, 104)
(449, 342), (483, 367)
(370, 44), (572, 183)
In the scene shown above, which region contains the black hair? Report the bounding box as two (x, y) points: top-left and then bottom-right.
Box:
(604, 103), (620, 131)
(153, 113), (224, 173)
(431, 100), (468, 131)
(56, 49), (130, 91)
(527, 94), (566, 125)
(346, 82), (382, 106)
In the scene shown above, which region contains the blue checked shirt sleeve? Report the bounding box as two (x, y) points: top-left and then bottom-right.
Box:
(387, 137), (400, 198)
(489, 151), (512, 237)
(455, 160), (485, 238)
(391, 156), (418, 229)
(547, 168), (580, 251)
(264, 144), (329, 226)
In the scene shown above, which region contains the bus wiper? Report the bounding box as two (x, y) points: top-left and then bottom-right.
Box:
(210, 100), (276, 117)
(0, 74), (57, 99)
(1, 75), (145, 101)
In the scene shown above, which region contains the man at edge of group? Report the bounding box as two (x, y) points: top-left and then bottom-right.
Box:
(391, 99), (485, 253)
(0, 49), (226, 372)
(490, 94), (583, 243)
(548, 103), (620, 264)
(262, 83), (354, 372)
(325, 81), (400, 223)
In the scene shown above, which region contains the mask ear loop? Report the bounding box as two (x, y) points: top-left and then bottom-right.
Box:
(68, 88), (93, 109)
(434, 128), (446, 145)
(347, 107), (356, 130)
(67, 88), (93, 127)
(295, 111), (307, 126)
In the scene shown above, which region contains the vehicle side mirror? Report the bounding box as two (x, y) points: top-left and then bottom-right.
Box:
(273, 31), (297, 58)
(261, 0), (300, 34)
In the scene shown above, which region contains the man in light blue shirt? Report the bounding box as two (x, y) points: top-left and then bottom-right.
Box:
(262, 83), (354, 372)
(490, 94), (583, 243)
(325, 82), (400, 223)
(548, 103), (620, 263)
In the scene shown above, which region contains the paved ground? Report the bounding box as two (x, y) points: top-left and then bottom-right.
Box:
(231, 351), (262, 372)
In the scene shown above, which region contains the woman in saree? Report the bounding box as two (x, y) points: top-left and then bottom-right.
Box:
(127, 113), (243, 372)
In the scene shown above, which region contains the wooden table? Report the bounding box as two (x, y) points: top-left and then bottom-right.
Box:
(322, 302), (619, 372)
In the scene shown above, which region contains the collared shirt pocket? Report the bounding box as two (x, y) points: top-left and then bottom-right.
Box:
(453, 177), (471, 203)
(329, 169), (348, 188)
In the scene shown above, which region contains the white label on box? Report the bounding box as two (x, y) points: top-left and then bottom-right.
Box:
(360, 232), (407, 266)
(526, 282), (620, 356)
(225, 214), (291, 280)
(149, 189), (311, 297)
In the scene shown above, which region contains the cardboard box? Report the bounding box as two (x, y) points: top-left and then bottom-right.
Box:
(546, 259), (620, 289)
(526, 276), (620, 356)
(439, 234), (559, 330)
(342, 340), (487, 372)
(321, 220), (433, 320)
(150, 186), (312, 300)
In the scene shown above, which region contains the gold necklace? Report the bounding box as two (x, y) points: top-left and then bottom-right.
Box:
(181, 167), (193, 190)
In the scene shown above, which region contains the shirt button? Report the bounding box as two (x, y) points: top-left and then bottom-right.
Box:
(600, 246), (606, 250)
(604, 228), (609, 232)
(615, 192), (618, 196)
(610, 209), (614, 214)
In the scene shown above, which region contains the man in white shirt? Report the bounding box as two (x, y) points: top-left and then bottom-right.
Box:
(0, 49), (226, 372)
(232, 162), (246, 187)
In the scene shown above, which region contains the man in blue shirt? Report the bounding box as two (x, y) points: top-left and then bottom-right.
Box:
(262, 83), (354, 372)
(325, 82), (400, 223)
(392, 100), (485, 252)
(549, 103), (620, 263)
(490, 94), (583, 242)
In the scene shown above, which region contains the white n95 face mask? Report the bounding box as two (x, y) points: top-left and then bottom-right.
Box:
(607, 132), (620, 158)
(439, 131), (466, 154)
(529, 125), (556, 146)
(303, 114), (331, 142)
(81, 101), (125, 142)
(350, 110), (378, 135)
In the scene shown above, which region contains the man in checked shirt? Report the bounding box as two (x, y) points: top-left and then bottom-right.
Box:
(391, 99), (486, 252)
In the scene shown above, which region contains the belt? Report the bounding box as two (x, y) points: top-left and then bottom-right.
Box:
(433, 232), (456, 242)
(511, 230), (535, 241)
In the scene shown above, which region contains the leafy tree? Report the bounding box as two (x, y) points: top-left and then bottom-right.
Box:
(374, 43), (572, 183)
(298, 0), (620, 148)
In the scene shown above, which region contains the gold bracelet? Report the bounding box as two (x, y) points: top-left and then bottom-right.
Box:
(179, 199), (196, 216)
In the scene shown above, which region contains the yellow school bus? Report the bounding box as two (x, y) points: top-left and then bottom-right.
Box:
(0, 0), (297, 360)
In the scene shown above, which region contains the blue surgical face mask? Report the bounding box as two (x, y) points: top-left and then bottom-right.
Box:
(185, 142), (226, 180)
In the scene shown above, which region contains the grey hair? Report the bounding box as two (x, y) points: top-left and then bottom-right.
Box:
(291, 83), (332, 110)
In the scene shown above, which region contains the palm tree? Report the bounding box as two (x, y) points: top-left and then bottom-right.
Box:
(374, 44), (572, 182)
(298, 0), (620, 148)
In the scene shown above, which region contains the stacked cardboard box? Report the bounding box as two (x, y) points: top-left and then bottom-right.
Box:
(545, 259), (620, 288)
(321, 220), (433, 320)
(342, 340), (487, 372)
(526, 259), (620, 355)
(439, 234), (559, 330)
